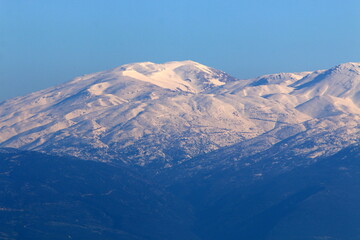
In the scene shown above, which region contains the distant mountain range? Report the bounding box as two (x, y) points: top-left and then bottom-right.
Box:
(0, 61), (359, 239)
(0, 61), (358, 167)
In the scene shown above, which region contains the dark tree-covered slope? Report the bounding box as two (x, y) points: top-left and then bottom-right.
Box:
(0, 149), (198, 240)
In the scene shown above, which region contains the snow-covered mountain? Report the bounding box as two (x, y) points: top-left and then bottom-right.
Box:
(0, 61), (359, 166)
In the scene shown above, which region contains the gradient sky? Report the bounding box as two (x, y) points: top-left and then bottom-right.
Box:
(1, 0), (360, 101)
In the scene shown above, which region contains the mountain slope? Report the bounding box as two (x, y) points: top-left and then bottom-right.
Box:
(0, 149), (198, 240)
(159, 145), (360, 240)
(0, 61), (358, 166)
(1, 145), (359, 240)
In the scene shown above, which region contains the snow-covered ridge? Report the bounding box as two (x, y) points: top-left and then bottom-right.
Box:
(0, 60), (359, 166)
(68, 60), (237, 94)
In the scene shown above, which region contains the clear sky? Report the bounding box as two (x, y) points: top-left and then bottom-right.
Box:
(1, 0), (360, 101)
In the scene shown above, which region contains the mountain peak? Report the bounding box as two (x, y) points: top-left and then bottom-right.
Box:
(333, 62), (360, 70)
(324, 62), (360, 76)
(109, 60), (237, 93)
(116, 60), (211, 74)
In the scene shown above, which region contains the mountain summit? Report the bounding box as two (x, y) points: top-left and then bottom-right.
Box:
(0, 61), (359, 166)
(69, 60), (237, 94)
(112, 60), (237, 93)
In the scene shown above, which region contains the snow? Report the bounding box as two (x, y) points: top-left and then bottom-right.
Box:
(0, 60), (359, 166)
(120, 60), (231, 93)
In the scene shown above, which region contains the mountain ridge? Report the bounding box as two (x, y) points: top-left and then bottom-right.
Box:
(0, 60), (359, 167)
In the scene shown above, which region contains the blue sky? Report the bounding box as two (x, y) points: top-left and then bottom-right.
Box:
(1, 0), (360, 101)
